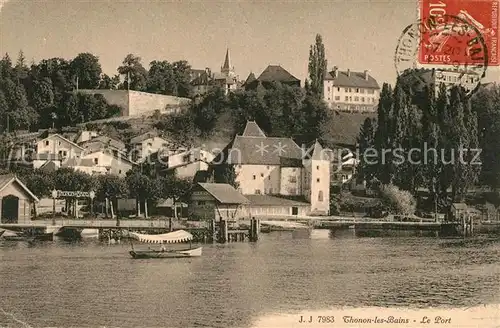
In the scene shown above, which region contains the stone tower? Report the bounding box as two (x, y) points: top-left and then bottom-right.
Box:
(221, 48), (235, 77)
(303, 140), (330, 215)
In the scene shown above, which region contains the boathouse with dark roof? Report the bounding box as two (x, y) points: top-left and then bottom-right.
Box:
(0, 174), (39, 224)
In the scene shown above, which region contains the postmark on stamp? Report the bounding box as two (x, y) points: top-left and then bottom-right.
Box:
(395, 14), (489, 97)
(419, 0), (499, 67)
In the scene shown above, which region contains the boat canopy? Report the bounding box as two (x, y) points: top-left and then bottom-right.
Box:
(129, 230), (193, 244)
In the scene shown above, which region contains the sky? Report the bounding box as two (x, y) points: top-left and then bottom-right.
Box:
(0, 0), (498, 86)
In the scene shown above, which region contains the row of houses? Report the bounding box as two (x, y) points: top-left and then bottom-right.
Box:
(1, 121), (359, 223)
(189, 49), (382, 113)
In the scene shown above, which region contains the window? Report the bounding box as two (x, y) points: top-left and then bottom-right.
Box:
(260, 173), (264, 177)
(316, 165), (319, 170)
(316, 178), (320, 182)
(182, 155), (190, 163)
(349, 96), (352, 101)
(255, 189), (261, 194)
(266, 166), (270, 169)
(318, 190), (324, 202)
(269, 188), (273, 194)
(253, 175), (256, 180)
(119, 170), (122, 174)
(292, 207), (299, 215)
(335, 96), (340, 101)
(292, 168), (296, 172)
(327, 86), (330, 92)
(354, 97), (359, 101)
(337, 87), (340, 91)
(360, 89), (364, 94)
(268, 175), (271, 180)
(348, 88), (352, 92)
(289, 176), (297, 183)
(345, 96), (349, 101)
(45, 141), (49, 146)
(344, 88), (348, 92)
(368, 89), (375, 94)
(58, 141), (61, 146)
(356, 88), (359, 93)
(94, 158), (98, 164)
(361, 97), (365, 102)
(198, 201), (206, 206)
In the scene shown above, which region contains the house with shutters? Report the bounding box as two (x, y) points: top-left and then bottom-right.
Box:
(323, 66), (380, 112)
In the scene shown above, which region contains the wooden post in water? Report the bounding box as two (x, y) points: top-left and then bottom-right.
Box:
(249, 217), (260, 242)
(219, 219), (228, 243)
(249, 218), (254, 241)
(211, 219), (216, 243)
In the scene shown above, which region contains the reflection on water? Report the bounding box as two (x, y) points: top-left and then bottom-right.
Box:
(0, 231), (499, 328)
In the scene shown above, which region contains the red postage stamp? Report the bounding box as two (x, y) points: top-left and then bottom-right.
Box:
(419, 0), (499, 66)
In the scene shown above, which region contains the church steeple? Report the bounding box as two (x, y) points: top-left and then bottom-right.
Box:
(221, 48), (234, 76)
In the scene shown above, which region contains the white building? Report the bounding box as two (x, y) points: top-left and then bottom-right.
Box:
(36, 134), (85, 161)
(323, 67), (380, 113)
(211, 121), (331, 215)
(62, 149), (136, 177)
(130, 131), (172, 162)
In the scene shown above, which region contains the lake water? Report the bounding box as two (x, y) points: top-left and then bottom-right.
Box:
(1, 230), (499, 328)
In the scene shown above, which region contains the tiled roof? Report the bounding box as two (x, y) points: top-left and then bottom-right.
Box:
(243, 72), (256, 86)
(62, 157), (96, 167)
(213, 135), (303, 165)
(39, 134), (85, 150)
(222, 49), (231, 70)
(39, 161), (59, 172)
(34, 153), (61, 161)
(191, 71), (212, 86)
(452, 203), (468, 210)
(244, 195), (310, 206)
(130, 131), (159, 144)
(242, 121), (266, 137)
(197, 183), (249, 204)
(257, 65), (300, 83)
(80, 136), (126, 152)
(325, 70), (380, 89)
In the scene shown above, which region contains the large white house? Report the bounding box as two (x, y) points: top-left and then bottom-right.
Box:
(36, 134), (85, 160)
(323, 67), (380, 113)
(212, 121), (331, 215)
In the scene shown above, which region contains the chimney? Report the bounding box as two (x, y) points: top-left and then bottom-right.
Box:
(364, 70), (369, 80)
(347, 69), (350, 77)
(332, 66), (338, 78)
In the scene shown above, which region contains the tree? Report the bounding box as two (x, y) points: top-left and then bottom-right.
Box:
(357, 117), (377, 182)
(14, 50), (29, 82)
(162, 174), (193, 221)
(211, 163), (239, 189)
(53, 168), (95, 217)
(307, 34), (327, 98)
(95, 174), (128, 218)
(98, 74), (118, 90)
(70, 53), (102, 89)
(125, 168), (160, 218)
(379, 184), (416, 216)
(117, 54), (148, 91)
